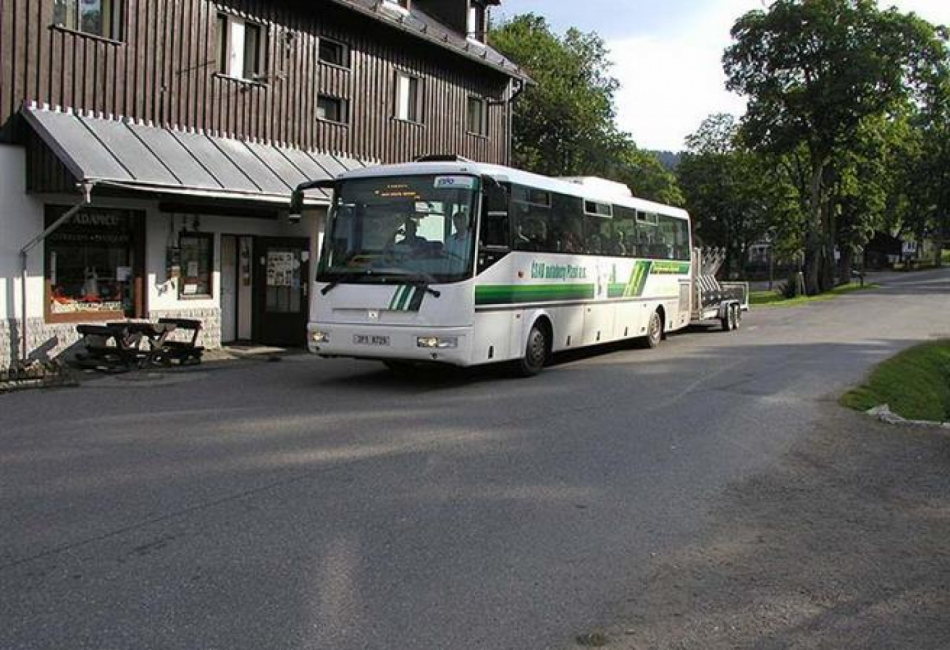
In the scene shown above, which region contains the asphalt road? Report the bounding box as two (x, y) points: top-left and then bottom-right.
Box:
(2, 268), (948, 650)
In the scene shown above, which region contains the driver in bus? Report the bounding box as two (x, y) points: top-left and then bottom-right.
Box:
(392, 218), (428, 255)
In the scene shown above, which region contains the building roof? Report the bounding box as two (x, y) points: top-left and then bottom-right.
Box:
(328, 0), (530, 82)
(23, 103), (376, 205)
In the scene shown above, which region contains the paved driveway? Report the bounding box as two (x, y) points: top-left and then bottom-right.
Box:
(1, 268), (948, 650)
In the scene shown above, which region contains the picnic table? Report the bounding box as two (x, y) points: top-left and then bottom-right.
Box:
(74, 318), (203, 372)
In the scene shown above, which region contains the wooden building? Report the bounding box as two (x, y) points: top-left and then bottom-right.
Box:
(0, 0), (528, 367)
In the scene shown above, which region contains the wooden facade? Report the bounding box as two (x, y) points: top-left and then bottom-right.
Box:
(0, 0), (517, 165)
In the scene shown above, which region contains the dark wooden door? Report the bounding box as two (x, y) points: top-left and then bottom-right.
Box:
(254, 238), (311, 347)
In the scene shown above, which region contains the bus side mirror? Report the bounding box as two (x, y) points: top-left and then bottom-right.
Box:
(290, 179), (338, 220)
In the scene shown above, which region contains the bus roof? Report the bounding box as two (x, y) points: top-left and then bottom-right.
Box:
(335, 161), (690, 220)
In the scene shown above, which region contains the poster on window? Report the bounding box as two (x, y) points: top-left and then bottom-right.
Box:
(266, 251), (296, 287)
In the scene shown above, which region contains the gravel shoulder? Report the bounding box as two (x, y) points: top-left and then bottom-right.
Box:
(595, 404), (950, 650)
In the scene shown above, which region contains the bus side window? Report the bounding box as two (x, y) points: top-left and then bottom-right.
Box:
(660, 215), (691, 261)
(614, 206), (638, 258)
(481, 181), (510, 248)
(511, 185), (552, 252)
(551, 193), (584, 253)
(583, 201), (613, 256)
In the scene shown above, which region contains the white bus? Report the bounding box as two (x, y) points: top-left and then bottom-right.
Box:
(293, 159), (705, 376)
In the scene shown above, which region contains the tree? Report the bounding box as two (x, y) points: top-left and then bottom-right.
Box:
(723, 0), (946, 293)
(490, 15), (619, 176)
(678, 114), (801, 277)
(490, 14), (683, 204)
(906, 36), (950, 265)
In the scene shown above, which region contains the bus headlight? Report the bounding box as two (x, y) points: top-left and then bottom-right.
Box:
(417, 336), (458, 349)
(311, 330), (330, 344)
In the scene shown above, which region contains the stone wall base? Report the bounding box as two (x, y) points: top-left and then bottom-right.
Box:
(0, 308), (221, 371)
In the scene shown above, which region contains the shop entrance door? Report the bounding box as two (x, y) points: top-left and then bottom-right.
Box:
(254, 238), (311, 347)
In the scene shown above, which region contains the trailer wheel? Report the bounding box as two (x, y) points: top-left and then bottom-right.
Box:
(644, 310), (663, 348)
(516, 323), (549, 377)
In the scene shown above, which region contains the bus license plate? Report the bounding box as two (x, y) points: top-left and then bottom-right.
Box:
(354, 334), (390, 346)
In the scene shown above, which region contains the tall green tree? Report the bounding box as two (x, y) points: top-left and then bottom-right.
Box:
(678, 114), (801, 276)
(723, 0), (946, 293)
(906, 37), (950, 265)
(490, 14), (619, 176)
(490, 14), (682, 204)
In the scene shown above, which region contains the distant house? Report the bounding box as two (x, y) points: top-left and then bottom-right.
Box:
(0, 0), (529, 368)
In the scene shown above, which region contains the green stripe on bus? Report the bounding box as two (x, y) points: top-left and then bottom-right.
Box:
(624, 260), (653, 297)
(650, 261), (691, 275)
(396, 285), (412, 311)
(608, 283), (627, 298)
(475, 283), (595, 305)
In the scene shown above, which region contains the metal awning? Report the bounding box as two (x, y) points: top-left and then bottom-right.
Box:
(22, 103), (374, 205)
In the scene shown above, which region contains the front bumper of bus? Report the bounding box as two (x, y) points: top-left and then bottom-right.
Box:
(307, 323), (474, 366)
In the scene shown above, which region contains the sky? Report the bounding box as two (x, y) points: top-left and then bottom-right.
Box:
(497, 0), (950, 152)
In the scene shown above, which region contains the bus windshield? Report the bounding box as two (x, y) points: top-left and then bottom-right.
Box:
(319, 174), (480, 284)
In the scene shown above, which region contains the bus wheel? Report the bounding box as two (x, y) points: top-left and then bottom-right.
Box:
(517, 324), (549, 377)
(721, 308), (732, 332)
(732, 304), (741, 330)
(644, 310), (663, 348)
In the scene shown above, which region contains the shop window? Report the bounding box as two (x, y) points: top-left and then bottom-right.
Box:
(217, 13), (268, 81)
(45, 207), (143, 321)
(395, 73), (423, 123)
(179, 233), (214, 298)
(318, 37), (349, 68)
(467, 96), (488, 136)
(317, 95), (348, 124)
(53, 0), (123, 40)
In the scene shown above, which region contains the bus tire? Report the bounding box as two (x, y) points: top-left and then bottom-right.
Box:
(643, 310), (663, 348)
(721, 308), (732, 332)
(516, 323), (549, 377)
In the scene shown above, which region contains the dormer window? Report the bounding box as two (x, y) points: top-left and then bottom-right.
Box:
(467, 1), (486, 43)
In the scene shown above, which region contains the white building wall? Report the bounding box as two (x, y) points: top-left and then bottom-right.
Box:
(0, 144), (47, 321)
(0, 141), (327, 369)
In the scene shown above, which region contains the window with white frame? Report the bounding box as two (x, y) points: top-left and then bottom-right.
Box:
(395, 72), (423, 123)
(467, 1), (486, 42)
(53, 0), (123, 40)
(384, 0), (410, 10)
(467, 96), (488, 136)
(217, 13), (268, 81)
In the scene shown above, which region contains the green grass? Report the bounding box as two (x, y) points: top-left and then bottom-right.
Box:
(750, 282), (878, 307)
(841, 341), (950, 422)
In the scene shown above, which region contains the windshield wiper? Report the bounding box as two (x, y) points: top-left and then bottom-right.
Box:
(369, 268), (442, 298)
(321, 269), (442, 298)
(319, 271), (367, 295)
